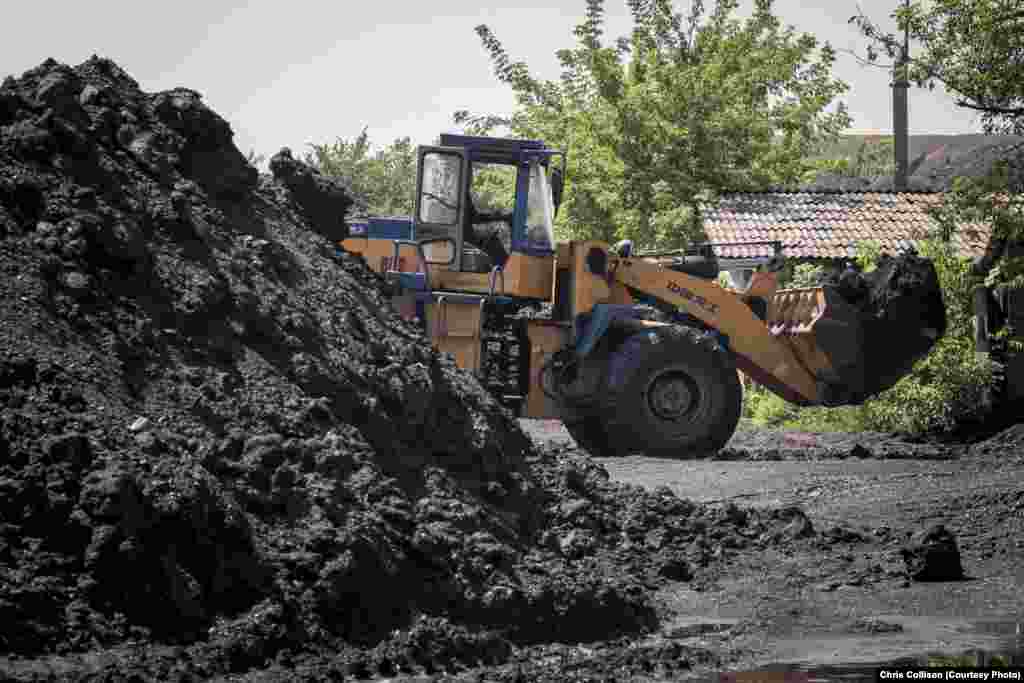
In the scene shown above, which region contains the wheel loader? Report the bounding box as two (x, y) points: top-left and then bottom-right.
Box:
(341, 134), (947, 457)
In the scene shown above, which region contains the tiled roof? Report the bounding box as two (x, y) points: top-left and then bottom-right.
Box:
(702, 191), (992, 261)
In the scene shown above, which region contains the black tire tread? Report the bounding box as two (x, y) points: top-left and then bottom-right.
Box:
(601, 325), (741, 458)
(563, 416), (616, 457)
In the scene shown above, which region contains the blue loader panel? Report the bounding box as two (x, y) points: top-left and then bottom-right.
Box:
(574, 304), (644, 358)
(573, 305), (732, 359)
(367, 217), (413, 240)
(396, 272), (428, 292)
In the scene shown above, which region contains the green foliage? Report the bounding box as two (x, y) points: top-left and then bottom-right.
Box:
(862, 334), (992, 434)
(306, 128), (416, 216)
(744, 384), (869, 432)
(785, 262), (826, 287)
(930, 168), (1024, 291)
(854, 239), (881, 273)
(806, 137), (895, 180)
(852, 0), (1024, 300)
(745, 238), (995, 436)
(743, 384), (796, 425)
(470, 163), (518, 213)
(928, 653), (1011, 668)
(851, 0), (1024, 135)
(463, 0), (851, 249)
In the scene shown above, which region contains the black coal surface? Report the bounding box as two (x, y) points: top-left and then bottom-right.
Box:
(0, 57), (796, 679)
(856, 254), (947, 397)
(810, 254), (947, 404)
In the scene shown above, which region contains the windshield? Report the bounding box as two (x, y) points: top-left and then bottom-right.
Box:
(525, 160), (556, 251)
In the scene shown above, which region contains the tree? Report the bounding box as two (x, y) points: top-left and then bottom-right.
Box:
(460, 0), (851, 249)
(808, 136), (895, 179)
(850, 0), (1024, 135)
(306, 128), (417, 216)
(852, 0), (1024, 289)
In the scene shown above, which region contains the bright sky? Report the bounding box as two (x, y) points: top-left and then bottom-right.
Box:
(2, 1), (985, 159)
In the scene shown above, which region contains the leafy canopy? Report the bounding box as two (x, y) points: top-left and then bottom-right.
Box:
(305, 128), (417, 217)
(852, 1), (1024, 289)
(850, 0), (1024, 135)
(807, 136), (895, 180)
(461, 0), (851, 249)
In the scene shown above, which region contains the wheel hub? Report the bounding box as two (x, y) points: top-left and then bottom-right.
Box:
(647, 372), (697, 420)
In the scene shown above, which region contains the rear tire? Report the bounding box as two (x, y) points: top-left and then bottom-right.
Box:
(603, 326), (741, 457)
(563, 416), (615, 457)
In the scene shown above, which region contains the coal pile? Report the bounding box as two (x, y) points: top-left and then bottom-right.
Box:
(0, 57), (789, 679)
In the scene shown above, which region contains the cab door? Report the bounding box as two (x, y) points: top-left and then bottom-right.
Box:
(413, 146), (469, 271)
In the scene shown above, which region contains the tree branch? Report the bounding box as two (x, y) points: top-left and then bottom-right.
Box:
(836, 48), (895, 69)
(955, 100), (1024, 116)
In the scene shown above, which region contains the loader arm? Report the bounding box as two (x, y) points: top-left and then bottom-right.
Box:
(611, 256), (822, 405)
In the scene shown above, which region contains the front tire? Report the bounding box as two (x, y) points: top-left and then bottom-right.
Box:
(563, 416), (614, 457)
(603, 326), (742, 457)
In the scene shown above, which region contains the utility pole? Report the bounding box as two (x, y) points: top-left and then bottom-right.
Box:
(893, 0), (910, 190)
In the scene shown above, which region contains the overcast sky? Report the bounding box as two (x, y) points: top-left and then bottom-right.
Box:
(2, 0), (986, 158)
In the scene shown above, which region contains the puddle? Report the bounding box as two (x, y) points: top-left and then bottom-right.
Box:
(972, 619), (1024, 638)
(665, 617), (742, 640)
(745, 619), (1023, 682)
(750, 649), (1022, 683)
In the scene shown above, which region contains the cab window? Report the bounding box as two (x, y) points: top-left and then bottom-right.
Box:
(419, 152), (462, 225)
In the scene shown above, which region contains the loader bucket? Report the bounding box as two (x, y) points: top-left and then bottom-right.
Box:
(770, 254), (947, 406)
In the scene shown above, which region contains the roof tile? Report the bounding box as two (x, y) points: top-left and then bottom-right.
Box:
(704, 190), (994, 261)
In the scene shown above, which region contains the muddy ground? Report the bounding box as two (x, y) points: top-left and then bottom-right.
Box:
(1, 57), (1021, 682)
(519, 420), (1024, 679)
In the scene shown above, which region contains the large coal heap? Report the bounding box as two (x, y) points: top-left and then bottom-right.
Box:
(0, 57), (796, 678)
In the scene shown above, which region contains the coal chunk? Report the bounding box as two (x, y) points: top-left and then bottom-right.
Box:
(901, 524), (965, 581)
(270, 147), (351, 242)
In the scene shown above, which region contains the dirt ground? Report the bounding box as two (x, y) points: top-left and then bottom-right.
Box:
(516, 420), (1024, 679)
(1, 57), (1022, 682)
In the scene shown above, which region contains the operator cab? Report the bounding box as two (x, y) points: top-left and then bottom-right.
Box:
(413, 134), (563, 273)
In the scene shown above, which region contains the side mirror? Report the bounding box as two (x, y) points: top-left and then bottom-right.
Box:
(551, 167), (565, 217)
(419, 237), (457, 266)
